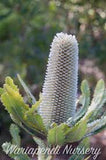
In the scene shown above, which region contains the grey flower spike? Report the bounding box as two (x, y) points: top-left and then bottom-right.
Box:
(39, 32), (78, 125)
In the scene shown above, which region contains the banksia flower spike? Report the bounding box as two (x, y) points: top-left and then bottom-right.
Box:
(39, 33), (78, 125)
(1, 32), (106, 160)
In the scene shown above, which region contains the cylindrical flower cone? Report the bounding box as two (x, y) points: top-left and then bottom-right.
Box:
(39, 32), (78, 125)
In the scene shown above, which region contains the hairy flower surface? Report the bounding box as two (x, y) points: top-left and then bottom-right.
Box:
(39, 33), (78, 125)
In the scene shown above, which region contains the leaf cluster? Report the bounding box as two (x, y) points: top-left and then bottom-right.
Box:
(0, 76), (106, 160)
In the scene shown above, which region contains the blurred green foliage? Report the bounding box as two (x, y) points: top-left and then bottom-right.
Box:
(0, 0), (105, 85)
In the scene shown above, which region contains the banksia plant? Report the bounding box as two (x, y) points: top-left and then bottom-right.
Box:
(39, 33), (78, 125)
(0, 33), (106, 160)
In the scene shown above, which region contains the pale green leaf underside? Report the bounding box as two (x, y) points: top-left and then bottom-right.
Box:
(10, 123), (21, 147)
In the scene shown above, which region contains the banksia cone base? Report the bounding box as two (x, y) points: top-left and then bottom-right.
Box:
(39, 33), (78, 125)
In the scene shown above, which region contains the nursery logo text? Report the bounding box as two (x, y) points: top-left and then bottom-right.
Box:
(5, 143), (101, 160)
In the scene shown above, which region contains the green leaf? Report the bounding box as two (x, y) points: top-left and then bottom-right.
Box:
(86, 115), (106, 137)
(24, 96), (46, 135)
(28, 96), (42, 113)
(67, 80), (90, 126)
(13, 154), (31, 160)
(80, 80), (90, 106)
(88, 80), (105, 112)
(1, 77), (46, 137)
(5, 76), (19, 92)
(1, 77), (46, 138)
(1, 83), (31, 129)
(90, 89), (106, 121)
(76, 80), (90, 118)
(2, 83), (29, 117)
(10, 124), (21, 147)
(47, 123), (66, 145)
(66, 119), (87, 143)
(83, 80), (105, 119)
(68, 137), (90, 160)
(33, 136), (46, 149)
(0, 87), (4, 95)
(17, 74), (36, 104)
(92, 80), (105, 104)
(24, 111), (47, 135)
(48, 119), (87, 145)
(1, 92), (22, 125)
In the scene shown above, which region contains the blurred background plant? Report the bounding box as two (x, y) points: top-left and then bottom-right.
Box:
(0, 0), (106, 160)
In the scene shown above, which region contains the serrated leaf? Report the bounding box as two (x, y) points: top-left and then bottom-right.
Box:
(83, 80), (105, 120)
(24, 96), (46, 135)
(5, 76), (19, 92)
(88, 80), (105, 112)
(4, 84), (29, 110)
(85, 115), (106, 137)
(89, 89), (106, 121)
(92, 80), (105, 104)
(1, 92), (22, 125)
(91, 125), (106, 135)
(1, 78), (46, 138)
(48, 119), (87, 145)
(80, 80), (90, 106)
(24, 111), (47, 135)
(48, 123), (66, 145)
(1, 84), (29, 119)
(66, 119), (87, 143)
(87, 115), (106, 131)
(1, 77), (47, 137)
(67, 80), (90, 126)
(76, 80), (90, 118)
(10, 124), (21, 147)
(17, 74), (36, 104)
